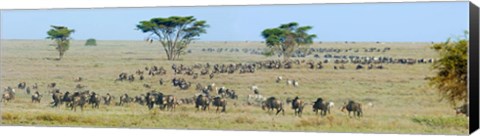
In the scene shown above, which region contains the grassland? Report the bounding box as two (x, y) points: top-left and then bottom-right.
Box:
(0, 40), (468, 135)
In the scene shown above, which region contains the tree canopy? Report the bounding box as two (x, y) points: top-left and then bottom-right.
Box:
(136, 16), (208, 61)
(429, 32), (468, 106)
(46, 25), (75, 60)
(261, 22), (316, 60)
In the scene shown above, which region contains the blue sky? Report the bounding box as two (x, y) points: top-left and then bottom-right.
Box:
(0, 2), (469, 42)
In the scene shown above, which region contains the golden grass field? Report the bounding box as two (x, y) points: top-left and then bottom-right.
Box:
(0, 40), (468, 134)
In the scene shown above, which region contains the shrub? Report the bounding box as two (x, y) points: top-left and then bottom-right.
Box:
(85, 38), (97, 46)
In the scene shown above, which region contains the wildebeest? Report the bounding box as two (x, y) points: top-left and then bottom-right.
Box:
(341, 100), (363, 118)
(89, 92), (101, 109)
(212, 96), (227, 113)
(71, 91), (87, 112)
(47, 82), (57, 88)
(134, 94), (146, 105)
(225, 89), (238, 99)
(455, 103), (468, 116)
(195, 94), (210, 111)
(145, 92), (159, 110)
(143, 84), (151, 89)
(119, 93), (131, 106)
(127, 74), (135, 82)
(31, 91), (42, 103)
(50, 90), (64, 107)
(209, 73), (214, 79)
(165, 95), (177, 111)
(102, 93), (113, 105)
(17, 82), (26, 89)
(76, 84), (87, 89)
(291, 96), (305, 117)
(1, 87), (16, 103)
(159, 78), (164, 85)
(74, 77), (83, 82)
(251, 85), (259, 94)
(262, 97), (285, 115)
(356, 64), (364, 70)
(32, 83), (38, 89)
(276, 76), (283, 83)
(312, 98), (329, 116)
(116, 72), (128, 81)
(25, 87), (31, 95)
(292, 80), (299, 87)
(61, 91), (72, 108)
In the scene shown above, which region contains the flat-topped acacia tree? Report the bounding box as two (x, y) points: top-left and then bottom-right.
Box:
(136, 16), (208, 61)
(261, 22), (316, 61)
(46, 25), (75, 60)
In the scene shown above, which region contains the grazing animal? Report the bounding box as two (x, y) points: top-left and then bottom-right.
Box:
(61, 91), (72, 108)
(262, 97), (285, 115)
(251, 85), (259, 94)
(195, 94), (210, 111)
(143, 84), (151, 88)
(276, 76), (283, 83)
(2, 87), (16, 103)
(71, 92), (87, 112)
(455, 103), (468, 116)
(74, 77), (83, 82)
(127, 74), (135, 82)
(291, 97), (305, 117)
(212, 96), (227, 113)
(32, 83), (38, 89)
(312, 98), (329, 116)
(119, 94), (131, 106)
(31, 91), (42, 103)
(292, 80), (299, 87)
(209, 73), (214, 79)
(165, 95), (177, 111)
(76, 84), (87, 89)
(356, 64), (363, 70)
(145, 92), (159, 110)
(89, 92), (101, 109)
(102, 93), (113, 105)
(17, 82), (26, 89)
(327, 101), (335, 111)
(134, 95), (146, 105)
(25, 87), (31, 95)
(286, 79), (293, 85)
(341, 100), (363, 118)
(47, 82), (56, 88)
(159, 78), (164, 85)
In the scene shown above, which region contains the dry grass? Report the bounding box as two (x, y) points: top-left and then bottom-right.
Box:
(0, 40), (468, 134)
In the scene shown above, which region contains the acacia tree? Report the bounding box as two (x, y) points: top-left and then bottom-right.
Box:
(46, 25), (75, 60)
(261, 22), (317, 61)
(429, 32), (468, 106)
(136, 16), (208, 61)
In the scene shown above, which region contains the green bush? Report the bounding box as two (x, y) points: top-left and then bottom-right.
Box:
(85, 38), (97, 46)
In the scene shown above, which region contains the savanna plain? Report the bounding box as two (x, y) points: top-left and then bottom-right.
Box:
(0, 40), (468, 134)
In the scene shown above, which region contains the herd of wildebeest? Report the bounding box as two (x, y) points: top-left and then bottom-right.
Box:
(1, 46), (469, 118)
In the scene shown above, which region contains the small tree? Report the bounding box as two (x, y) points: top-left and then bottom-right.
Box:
(85, 38), (97, 46)
(429, 32), (468, 106)
(46, 25), (75, 60)
(261, 22), (316, 61)
(136, 16), (208, 61)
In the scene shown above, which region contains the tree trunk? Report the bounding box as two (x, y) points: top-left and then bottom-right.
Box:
(59, 51), (64, 60)
(165, 48), (172, 60)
